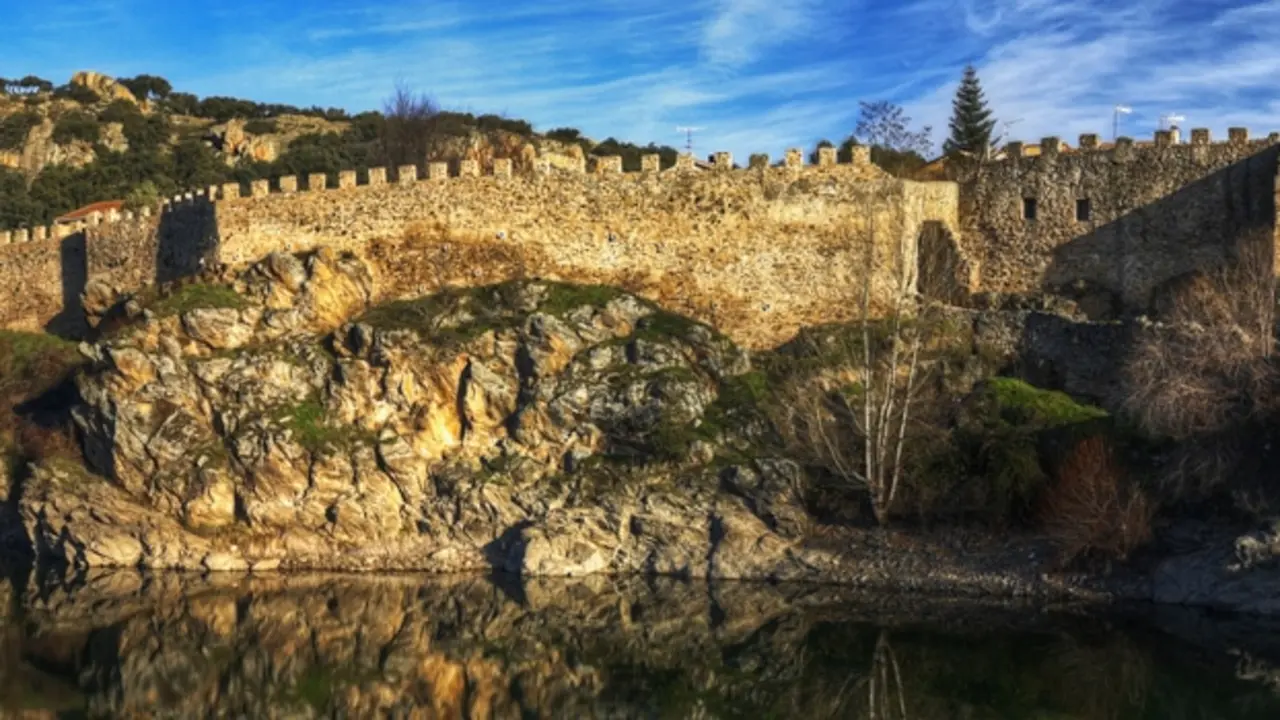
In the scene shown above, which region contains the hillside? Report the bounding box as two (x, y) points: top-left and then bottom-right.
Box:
(0, 71), (681, 228)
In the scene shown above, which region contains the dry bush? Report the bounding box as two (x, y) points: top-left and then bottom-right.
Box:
(1124, 232), (1279, 503)
(1126, 234), (1277, 440)
(1037, 435), (1153, 565)
(15, 421), (81, 465)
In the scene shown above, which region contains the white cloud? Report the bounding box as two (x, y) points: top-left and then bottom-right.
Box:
(700, 0), (821, 67)
(904, 0), (1280, 153)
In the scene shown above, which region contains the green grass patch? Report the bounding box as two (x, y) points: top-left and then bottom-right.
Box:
(538, 283), (624, 316)
(274, 395), (373, 453)
(359, 285), (520, 345)
(987, 377), (1107, 427)
(0, 330), (82, 397)
(150, 283), (246, 317)
(632, 309), (708, 342)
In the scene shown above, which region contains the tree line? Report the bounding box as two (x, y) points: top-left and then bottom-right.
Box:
(0, 66), (998, 226)
(0, 79), (683, 227)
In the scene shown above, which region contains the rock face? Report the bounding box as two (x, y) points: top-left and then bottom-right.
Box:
(69, 71), (138, 105)
(22, 249), (821, 577)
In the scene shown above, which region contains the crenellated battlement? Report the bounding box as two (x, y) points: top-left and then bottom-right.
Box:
(191, 146), (876, 202)
(0, 147), (884, 241)
(4, 124), (1276, 345)
(986, 127), (1280, 171)
(958, 125), (1280, 314)
(0, 141), (948, 346)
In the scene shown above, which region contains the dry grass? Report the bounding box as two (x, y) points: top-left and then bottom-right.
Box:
(1126, 234), (1276, 440)
(1037, 435), (1153, 565)
(1123, 231), (1279, 504)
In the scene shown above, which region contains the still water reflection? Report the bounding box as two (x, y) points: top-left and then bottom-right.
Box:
(2, 571), (1280, 718)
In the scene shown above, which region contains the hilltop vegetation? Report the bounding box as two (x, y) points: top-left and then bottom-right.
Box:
(0, 73), (682, 228)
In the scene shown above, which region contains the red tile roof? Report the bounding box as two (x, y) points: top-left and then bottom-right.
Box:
(55, 199), (124, 224)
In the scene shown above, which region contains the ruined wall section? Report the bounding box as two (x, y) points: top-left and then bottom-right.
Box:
(213, 153), (946, 349)
(0, 193), (219, 335)
(955, 130), (1280, 313)
(0, 231), (80, 334)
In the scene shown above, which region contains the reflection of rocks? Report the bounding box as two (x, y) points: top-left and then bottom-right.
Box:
(5, 572), (1280, 718)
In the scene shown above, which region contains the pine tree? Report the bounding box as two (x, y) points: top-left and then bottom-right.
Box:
(944, 66), (997, 157)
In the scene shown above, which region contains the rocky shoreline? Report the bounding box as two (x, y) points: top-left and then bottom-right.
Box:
(3, 249), (1280, 618)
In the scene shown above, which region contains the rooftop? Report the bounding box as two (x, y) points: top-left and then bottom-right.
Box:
(55, 199), (124, 224)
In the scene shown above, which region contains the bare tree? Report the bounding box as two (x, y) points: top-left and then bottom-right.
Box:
(381, 82), (440, 172)
(774, 188), (927, 524)
(869, 631), (910, 720)
(855, 101), (933, 159)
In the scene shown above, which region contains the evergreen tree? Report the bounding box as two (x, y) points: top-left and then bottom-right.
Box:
(943, 66), (997, 157)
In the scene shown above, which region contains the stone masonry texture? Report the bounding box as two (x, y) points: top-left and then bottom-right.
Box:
(950, 135), (1280, 314)
(1, 134), (1277, 345)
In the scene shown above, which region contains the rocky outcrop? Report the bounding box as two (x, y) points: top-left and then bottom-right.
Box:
(0, 251), (1130, 598)
(23, 249), (826, 577)
(69, 71), (138, 105)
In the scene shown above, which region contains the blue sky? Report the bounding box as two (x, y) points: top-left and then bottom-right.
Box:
(3, 0), (1279, 160)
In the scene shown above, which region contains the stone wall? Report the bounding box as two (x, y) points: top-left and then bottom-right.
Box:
(0, 231), (83, 335)
(952, 130), (1280, 314)
(0, 195), (217, 335)
(211, 154), (961, 348)
(0, 151), (965, 348)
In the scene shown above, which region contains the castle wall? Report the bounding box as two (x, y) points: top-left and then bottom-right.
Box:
(0, 231), (83, 335)
(212, 157), (958, 349)
(0, 151), (962, 349)
(955, 131), (1280, 312)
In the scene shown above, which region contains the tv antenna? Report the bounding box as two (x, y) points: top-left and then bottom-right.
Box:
(675, 126), (704, 155)
(1113, 105), (1132, 141)
(992, 118), (1023, 156)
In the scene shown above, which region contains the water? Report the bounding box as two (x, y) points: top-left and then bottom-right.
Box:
(2, 571), (1280, 719)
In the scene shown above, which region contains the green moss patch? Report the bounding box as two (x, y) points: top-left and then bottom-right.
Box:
(150, 283), (247, 317)
(0, 330), (82, 398)
(359, 285), (520, 345)
(538, 284), (623, 316)
(274, 396), (374, 453)
(986, 377), (1108, 427)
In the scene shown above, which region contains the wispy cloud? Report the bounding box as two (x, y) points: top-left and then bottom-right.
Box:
(700, 0), (821, 67)
(2, 0), (1279, 160)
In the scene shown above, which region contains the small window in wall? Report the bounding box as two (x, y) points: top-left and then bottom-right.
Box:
(1076, 198), (1092, 222)
(1023, 197), (1037, 220)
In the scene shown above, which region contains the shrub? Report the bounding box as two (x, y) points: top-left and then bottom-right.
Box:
(1037, 435), (1153, 566)
(244, 118), (277, 135)
(15, 421), (81, 465)
(897, 378), (1111, 526)
(1123, 231), (1279, 508)
(0, 111), (41, 150)
(97, 99), (140, 124)
(52, 111), (100, 145)
(123, 181), (161, 213)
(53, 83), (101, 104)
